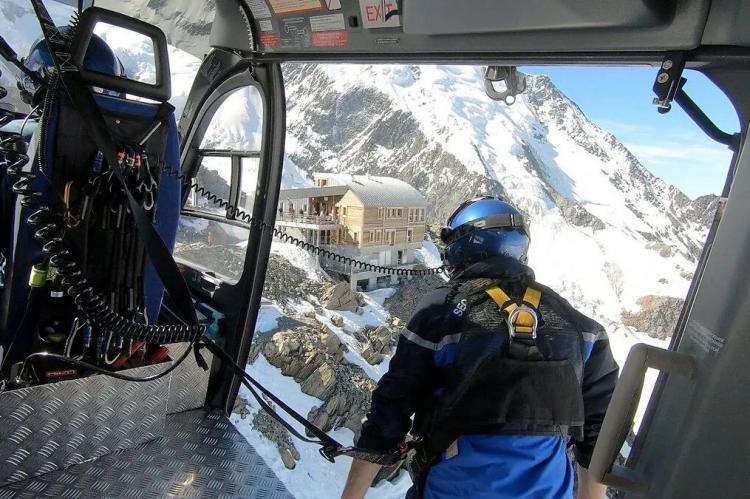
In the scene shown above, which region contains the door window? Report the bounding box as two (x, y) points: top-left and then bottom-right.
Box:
(175, 86), (263, 284)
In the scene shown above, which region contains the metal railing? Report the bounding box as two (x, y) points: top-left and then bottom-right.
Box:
(275, 213), (340, 225)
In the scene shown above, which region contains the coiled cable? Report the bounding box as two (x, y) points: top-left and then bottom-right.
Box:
(165, 165), (448, 277)
(3, 133), (203, 345)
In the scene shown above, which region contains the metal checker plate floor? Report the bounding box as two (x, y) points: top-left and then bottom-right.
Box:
(0, 408), (293, 499)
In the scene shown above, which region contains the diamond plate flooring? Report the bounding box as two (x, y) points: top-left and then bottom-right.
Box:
(0, 409), (294, 499)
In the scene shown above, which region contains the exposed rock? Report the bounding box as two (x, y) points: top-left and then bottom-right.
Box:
(251, 324), (376, 439)
(322, 282), (363, 312)
(385, 273), (444, 324)
(232, 395), (251, 419)
(364, 326), (395, 354)
(621, 295), (685, 339)
(280, 448), (298, 470)
(556, 195), (606, 231)
(356, 326), (394, 365)
(251, 404), (301, 470)
(321, 330), (343, 356)
(647, 242), (675, 258)
(330, 314), (345, 327)
(301, 362), (337, 399)
(262, 255), (326, 305)
(360, 343), (385, 365)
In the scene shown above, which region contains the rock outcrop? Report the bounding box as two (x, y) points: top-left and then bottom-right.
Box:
(321, 282), (364, 312)
(358, 326), (396, 365)
(621, 295), (685, 339)
(252, 324), (376, 439)
(262, 254), (326, 305)
(384, 273), (445, 325)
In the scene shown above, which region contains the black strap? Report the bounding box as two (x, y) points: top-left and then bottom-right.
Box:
(200, 339), (409, 464)
(30, 0), (196, 325)
(200, 339), (340, 447)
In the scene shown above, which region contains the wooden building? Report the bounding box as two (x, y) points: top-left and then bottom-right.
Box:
(276, 173), (428, 290)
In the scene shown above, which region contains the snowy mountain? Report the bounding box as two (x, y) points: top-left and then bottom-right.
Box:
(283, 64), (714, 320)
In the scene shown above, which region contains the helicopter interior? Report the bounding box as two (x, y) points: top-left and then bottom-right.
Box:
(0, 0), (749, 498)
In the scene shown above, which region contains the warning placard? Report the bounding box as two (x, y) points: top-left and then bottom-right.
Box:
(280, 17), (312, 48)
(247, 0), (272, 18)
(312, 31), (348, 48)
(259, 32), (280, 48)
(310, 13), (345, 32)
(268, 0), (322, 15)
(358, 0), (400, 28)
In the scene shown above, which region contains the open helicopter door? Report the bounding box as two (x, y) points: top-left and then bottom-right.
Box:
(175, 40), (287, 414)
(588, 66), (750, 497)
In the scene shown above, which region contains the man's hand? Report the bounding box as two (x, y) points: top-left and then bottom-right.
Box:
(577, 464), (608, 499)
(341, 459), (382, 499)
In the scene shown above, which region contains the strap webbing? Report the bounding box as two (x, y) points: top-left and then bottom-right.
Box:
(29, 0), (196, 325)
(486, 286), (541, 336)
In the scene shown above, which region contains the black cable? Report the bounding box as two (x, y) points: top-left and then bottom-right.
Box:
(163, 165), (449, 278)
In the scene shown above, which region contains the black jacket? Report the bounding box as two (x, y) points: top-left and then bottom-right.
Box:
(357, 256), (619, 468)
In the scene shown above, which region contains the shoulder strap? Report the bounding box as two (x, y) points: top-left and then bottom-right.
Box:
(486, 285), (541, 339)
(30, 0), (196, 325)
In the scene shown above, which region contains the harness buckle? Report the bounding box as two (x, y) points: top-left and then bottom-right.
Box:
(506, 304), (538, 341)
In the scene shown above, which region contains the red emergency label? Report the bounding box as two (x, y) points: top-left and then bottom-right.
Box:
(311, 31), (348, 48)
(260, 32), (281, 49)
(359, 0), (400, 28)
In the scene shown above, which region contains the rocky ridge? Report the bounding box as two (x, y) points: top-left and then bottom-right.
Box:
(621, 295), (685, 340)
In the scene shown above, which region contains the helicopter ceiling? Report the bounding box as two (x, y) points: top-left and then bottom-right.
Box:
(51, 0), (750, 66)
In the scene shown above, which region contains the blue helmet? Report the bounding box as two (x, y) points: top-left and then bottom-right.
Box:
(441, 197), (530, 268)
(19, 29), (124, 102)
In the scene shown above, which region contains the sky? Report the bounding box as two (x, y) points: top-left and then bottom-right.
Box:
(524, 66), (739, 199)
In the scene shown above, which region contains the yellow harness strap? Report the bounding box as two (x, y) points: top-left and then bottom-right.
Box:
(486, 286), (542, 337)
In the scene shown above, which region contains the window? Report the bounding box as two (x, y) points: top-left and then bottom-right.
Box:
(95, 23), (156, 85)
(419, 208), (425, 222)
(342, 207), (348, 216)
(376, 230), (382, 242)
(387, 230), (395, 245)
(185, 156), (231, 215)
(353, 232), (359, 243)
(377, 207), (384, 219)
(397, 208), (403, 218)
(175, 86), (263, 284)
(407, 229), (413, 243)
(368, 230), (375, 243)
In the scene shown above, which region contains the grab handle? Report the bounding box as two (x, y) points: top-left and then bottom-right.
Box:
(589, 343), (695, 495)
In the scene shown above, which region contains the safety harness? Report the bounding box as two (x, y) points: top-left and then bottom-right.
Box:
(407, 281), (586, 497)
(486, 285), (541, 339)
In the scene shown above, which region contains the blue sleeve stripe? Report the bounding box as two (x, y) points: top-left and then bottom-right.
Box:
(401, 329), (462, 351)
